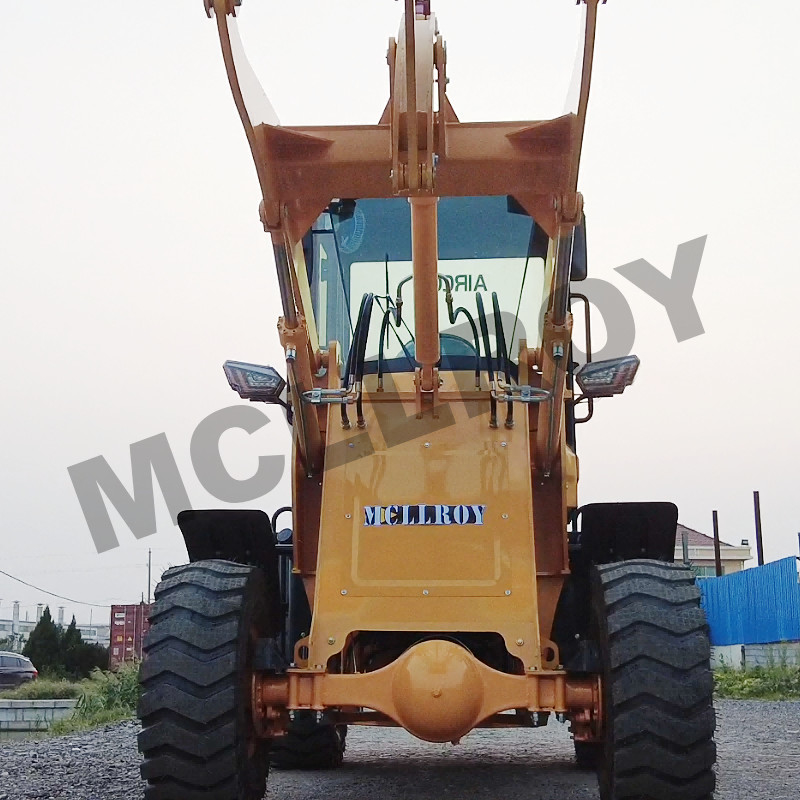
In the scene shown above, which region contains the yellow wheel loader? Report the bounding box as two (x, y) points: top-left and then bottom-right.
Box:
(137, 2), (716, 798)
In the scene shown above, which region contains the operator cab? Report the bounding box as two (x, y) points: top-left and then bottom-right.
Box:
(304, 195), (550, 380)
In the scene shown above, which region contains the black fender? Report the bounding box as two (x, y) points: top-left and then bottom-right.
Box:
(576, 501), (678, 564)
(176, 508), (289, 656)
(177, 508), (277, 570)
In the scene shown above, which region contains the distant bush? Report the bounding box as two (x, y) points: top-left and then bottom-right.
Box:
(715, 665), (800, 700)
(0, 664), (141, 734)
(75, 665), (140, 716)
(50, 664), (140, 735)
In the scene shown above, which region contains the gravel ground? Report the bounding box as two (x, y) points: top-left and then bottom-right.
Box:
(0, 701), (799, 799)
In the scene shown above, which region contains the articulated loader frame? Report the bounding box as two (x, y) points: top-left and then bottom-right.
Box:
(137, 3), (717, 800)
(202, 0), (604, 740)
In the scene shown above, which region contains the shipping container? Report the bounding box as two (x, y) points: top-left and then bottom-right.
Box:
(108, 603), (151, 669)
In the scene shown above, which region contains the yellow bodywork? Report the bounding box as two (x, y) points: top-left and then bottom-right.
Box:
(206, 0), (602, 745)
(307, 371), (542, 672)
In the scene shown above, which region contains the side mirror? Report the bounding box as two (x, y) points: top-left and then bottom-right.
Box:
(223, 360), (286, 403)
(327, 198), (356, 222)
(570, 213), (588, 282)
(576, 355), (639, 398)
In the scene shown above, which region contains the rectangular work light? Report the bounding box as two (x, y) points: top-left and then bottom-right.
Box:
(223, 360), (287, 403)
(575, 355), (640, 399)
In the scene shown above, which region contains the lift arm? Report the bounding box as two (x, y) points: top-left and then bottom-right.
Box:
(204, 0), (607, 471)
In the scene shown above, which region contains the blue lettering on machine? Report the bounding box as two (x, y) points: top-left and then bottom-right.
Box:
(363, 504), (487, 527)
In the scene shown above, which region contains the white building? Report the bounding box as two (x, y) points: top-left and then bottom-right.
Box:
(674, 523), (752, 577)
(0, 602), (110, 650)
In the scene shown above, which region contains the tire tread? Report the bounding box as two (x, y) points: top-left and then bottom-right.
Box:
(593, 559), (716, 800)
(138, 559), (270, 800)
(270, 714), (346, 770)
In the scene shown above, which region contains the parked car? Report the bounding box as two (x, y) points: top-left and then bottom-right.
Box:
(0, 652), (38, 689)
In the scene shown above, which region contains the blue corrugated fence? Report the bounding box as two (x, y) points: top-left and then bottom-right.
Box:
(698, 557), (800, 646)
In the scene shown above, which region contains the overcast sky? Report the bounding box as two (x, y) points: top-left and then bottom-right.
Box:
(1, 0), (798, 626)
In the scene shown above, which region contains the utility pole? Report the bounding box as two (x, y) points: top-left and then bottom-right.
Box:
(753, 491), (765, 566)
(147, 548), (152, 605)
(712, 510), (722, 577)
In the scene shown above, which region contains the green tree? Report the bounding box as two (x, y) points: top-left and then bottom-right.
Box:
(23, 606), (62, 674)
(61, 616), (83, 678)
(72, 643), (109, 677)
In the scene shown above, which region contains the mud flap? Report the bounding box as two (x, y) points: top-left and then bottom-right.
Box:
(576, 501), (678, 564)
(552, 501), (679, 671)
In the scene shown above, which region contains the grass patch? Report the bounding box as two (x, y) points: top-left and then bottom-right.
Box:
(715, 664), (800, 700)
(1, 665), (140, 734)
(49, 707), (133, 735)
(50, 664), (140, 735)
(0, 679), (84, 700)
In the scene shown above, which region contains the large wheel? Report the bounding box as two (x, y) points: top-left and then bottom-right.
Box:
(138, 560), (275, 800)
(270, 712), (347, 770)
(574, 739), (602, 770)
(591, 559), (716, 800)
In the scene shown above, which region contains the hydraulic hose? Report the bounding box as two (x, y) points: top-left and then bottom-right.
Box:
(354, 294), (375, 428)
(492, 292), (514, 429)
(444, 279), (481, 388)
(394, 276), (414, 327)
(376, 297), (415, 390)
(377, 311), (391, 390)
(475, 293), (498, 428)
(341, 294), (370, 429)
(452, 307), (481, 387)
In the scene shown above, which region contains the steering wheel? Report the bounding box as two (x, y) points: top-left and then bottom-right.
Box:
(403, 333), (477, 359)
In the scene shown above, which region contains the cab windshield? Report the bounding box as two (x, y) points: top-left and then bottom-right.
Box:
(307, 196), (548, 374)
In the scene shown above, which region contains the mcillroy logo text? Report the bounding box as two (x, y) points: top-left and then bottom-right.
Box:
(363, 504), (487, 527)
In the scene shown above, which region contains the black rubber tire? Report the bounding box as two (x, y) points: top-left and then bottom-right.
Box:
(270, 712), (347, 770)
(138, 560), (274, 800)
(591, 559), (716, 800)
(574, 739), (603, 770)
